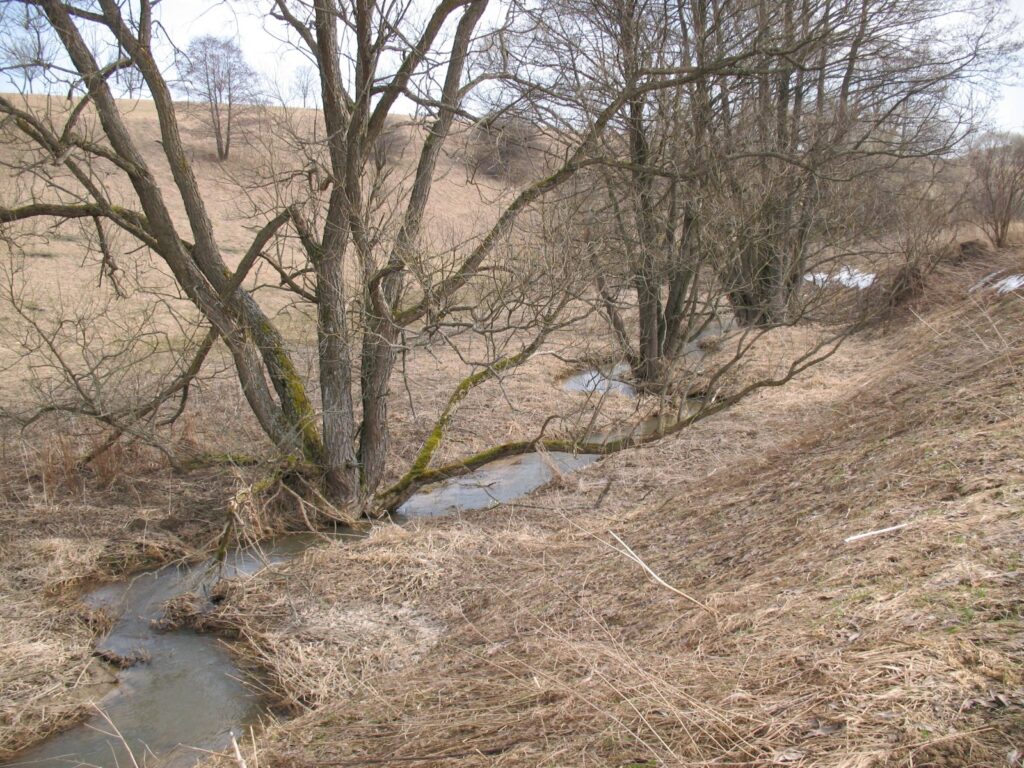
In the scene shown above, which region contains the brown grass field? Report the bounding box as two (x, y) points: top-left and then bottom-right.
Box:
(1, 95), (1024, 766)
(175, 254), (1024, 768)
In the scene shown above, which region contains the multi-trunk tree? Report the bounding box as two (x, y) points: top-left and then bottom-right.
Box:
(0, 0), (1013, 515)
(0, 0), (763, 510)
(518, 0), (1008, 385)
(176, 35), (259, 162)
(967, 132), (1024, 248)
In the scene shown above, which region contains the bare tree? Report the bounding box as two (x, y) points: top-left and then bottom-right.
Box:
(176, 35), (259, 161)
(0, 4), (60, 91)
(0, 0), (1012, 519)
(0, 0), (758, 513)
(513, 0), (1009, 386)
(967, 132), (1024, 248)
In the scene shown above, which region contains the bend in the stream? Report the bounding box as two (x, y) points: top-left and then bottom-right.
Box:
(5, 449), (611, 767)
(2, 532), (352, 768)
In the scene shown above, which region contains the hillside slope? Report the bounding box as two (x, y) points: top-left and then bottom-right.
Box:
(189, 254), (1024, 768)
(2, 92), (1024, 767)
(0, 94), (515, 393)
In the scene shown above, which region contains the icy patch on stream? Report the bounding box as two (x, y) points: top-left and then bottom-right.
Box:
(563, 362), (636, 396)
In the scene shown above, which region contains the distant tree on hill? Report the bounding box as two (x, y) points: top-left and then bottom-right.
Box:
(968, 133), (1024, 248)
(0, 5), (59, 91)
(177, 36), (259, 161)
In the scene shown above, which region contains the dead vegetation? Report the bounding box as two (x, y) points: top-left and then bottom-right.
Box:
(152, 254), (1024, 767)
(2, 247), (1020, 765)
(0, 0), (1020, 761)
(0, 305), (655, 759)
(470, 115), (546, 185)
(0, 90), (1020, 768)
(0, 453), (239, 756)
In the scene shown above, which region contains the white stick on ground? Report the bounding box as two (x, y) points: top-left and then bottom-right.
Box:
(231, 732), (249, 768)
(844, 523), (911, 544)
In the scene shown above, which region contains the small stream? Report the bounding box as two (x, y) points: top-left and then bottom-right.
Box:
(4, 451), (606, 767)
(397, 452), (599, 517)
(7, 344), (721, 768)
(561, 320), (729, 400)
(563, 362), (636, 397)
(4, 534), (341, 768)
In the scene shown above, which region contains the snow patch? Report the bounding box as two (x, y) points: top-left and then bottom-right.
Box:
(804, 267), (876, 290)
(970, 271), (1024, 294)
(994, 275), (1024, 294)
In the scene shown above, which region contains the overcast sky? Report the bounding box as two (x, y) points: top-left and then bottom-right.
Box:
(159, 0), (1024, 130)
(159, 1), (311, 93)
(4, 0), (1024, 129)
(996, 0), (1024, 130)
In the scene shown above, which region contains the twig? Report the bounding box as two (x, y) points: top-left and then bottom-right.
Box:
(231, 731), (249, 768)
(607, 530), (718, 616)
(91, 704), (142, 768)
(317, 743), (515, 765)
(844, 522), (911, 543)
(249, 725), (259, 768)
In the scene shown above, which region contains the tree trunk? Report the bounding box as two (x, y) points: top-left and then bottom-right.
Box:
(316, 249), (360, 503)
(359, 267), (402, 493)
(634, 267), (663, 382)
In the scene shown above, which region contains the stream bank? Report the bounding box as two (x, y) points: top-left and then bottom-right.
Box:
(138, 269), (1024, 767)
(2, 445), (609, 767)
(5, 320), (735, 766)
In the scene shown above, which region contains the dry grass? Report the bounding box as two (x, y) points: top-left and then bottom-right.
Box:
(0, 454), (240, 757)
(177, 253), (1024, 768)
(0, 293), (657, 758)
(0, 580), (114, 757)
(4, 91), (1024, 765)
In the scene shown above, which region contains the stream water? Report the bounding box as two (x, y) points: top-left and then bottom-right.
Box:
(5, 329), (732, 767)
(562, 362), (635, 396)
(4, 534), (339, 768)
(397, 452), (599, 517)
(4, 451), (603, 767)
(562, 320), (729, 400)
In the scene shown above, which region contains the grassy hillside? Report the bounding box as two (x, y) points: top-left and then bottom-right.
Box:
(0, 94), (516, 396)
(0, 94), (633, 756)
(1, 91), (1023, 766)
(0, 93), (573, 478)
(154, 254), (1024, 767)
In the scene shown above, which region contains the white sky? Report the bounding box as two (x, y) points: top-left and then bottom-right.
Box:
(158, 1), (313, 97)
(161, 0), (1024, 129)
(4, 0), (1023, 128)
(994, 0), (1024, 130)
